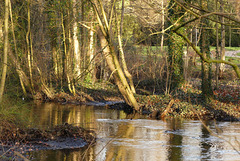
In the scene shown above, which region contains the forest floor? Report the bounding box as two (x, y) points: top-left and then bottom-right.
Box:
(47, 74), (240, 121)
(135, 78), (240, 121)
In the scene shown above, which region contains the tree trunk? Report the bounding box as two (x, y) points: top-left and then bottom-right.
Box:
(117, 0), (136, 94)
(97, 28), (139, 110)
(26, 0), (34, 91)
(200, 0), (213, 103)
(0, 0), (9, 102)
(219, 0), (225, 78)
(167, 0), (185, 90)
(0, 17), (3, 42)
(215, 0), (219, 89)
(61, 12), (75, 95)
(72, 0), (81, 79)
(160, 0), (165, 52)
(88, 21), (96, 83)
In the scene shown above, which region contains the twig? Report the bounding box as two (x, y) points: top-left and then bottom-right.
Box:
(161, 99), (175, 118)
(14, 151), (30, 161)
(81, 135), (96, 161)
(95, 135), (121, 157)
(191, 106), (240, 155)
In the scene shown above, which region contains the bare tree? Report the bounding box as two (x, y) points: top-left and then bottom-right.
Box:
(90, 0), (139, 110)
(0, 0), (9, 102)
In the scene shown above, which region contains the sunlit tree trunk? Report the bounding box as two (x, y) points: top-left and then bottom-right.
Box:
(0, 0), (9, 102)
(116, 0), (136, 94)
(90, 0), (139, 110)
(98, 28), (139, 110)
(88, 21), (96, 83)
(72, 0), (81, 79)
(61, 12), (75, 95)
(0, 18), (3, 42)
(200, 0), (213, 103)
(160, 0), (165, 52)
(26, 0), (34, 92)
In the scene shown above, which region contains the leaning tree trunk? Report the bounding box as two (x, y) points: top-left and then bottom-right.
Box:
(116, 1), (136, 94)
(98, 28), (139, 110)
(90, 0), (139, 110)
(0, 0), (9, 102)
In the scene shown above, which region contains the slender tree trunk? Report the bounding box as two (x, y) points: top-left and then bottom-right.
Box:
(9, 0), (27, 96)
(215, 0), (219, 89)
(160, 0), (165, 52)
(89, 21), (96, 83)
(116, 0), (136, 94)
(0, 0), (9, 102)
(229, 25), (231, 47)
(219, 0), (225, 78)
(26, 0), (34, 92)
(200, 0), (213, 103)
(72, 0), (81, 79)
(0, 18), (3, 42)
(61, 12), (75, 95)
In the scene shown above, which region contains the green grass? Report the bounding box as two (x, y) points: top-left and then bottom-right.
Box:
(134, 45), (240, 58)
(225, 47), (240, 51)
(0, 95), (31, 128)
(225, 56), (240, 64)
(237, 52), (240, 56)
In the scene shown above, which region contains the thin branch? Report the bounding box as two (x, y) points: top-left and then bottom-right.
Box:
(173, 29), (240, 79)
(191, 106), (240, 155)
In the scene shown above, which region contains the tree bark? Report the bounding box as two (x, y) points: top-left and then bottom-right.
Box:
(0, 0), (9, 102)
(116, 0), (136, 94)
(215, 0), (219, 89)
(219, 0), (225, 78)
(88, 21), (96, 83)
(160, 0), (165, 52)
(26, 0), (34, 91)
(72, 0), (81, 79)
(200, 0), (213, 103)
(97, 28), (139, 110)
(167, 0), (185, 90)
(0, 18), (3, 42)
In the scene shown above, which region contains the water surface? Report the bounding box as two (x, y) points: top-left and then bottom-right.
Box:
(26, 103), (240, 161)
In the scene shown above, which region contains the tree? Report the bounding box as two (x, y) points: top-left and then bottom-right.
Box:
(0, 0), (9, 102)
(200, 0), (213, 102)
(167, 0), (185, 91)
(219, 0), (225, 78)
(90, 0), (139, 110)
(72, 0), (81, 79)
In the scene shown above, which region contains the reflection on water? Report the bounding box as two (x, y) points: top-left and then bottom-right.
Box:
(26, 103), (240, 161)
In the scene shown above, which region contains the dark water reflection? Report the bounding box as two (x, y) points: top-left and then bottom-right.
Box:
(25, 103), (240, 161)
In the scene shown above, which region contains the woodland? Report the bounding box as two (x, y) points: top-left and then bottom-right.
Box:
(0, 0), (240, 122)
(1, 0), (240, 159)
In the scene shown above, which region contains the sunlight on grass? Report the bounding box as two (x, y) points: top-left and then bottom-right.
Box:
(226, 56), (240, 64)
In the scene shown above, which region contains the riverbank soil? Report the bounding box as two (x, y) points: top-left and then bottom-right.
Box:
(38, 75), (240, 121)
(135, 79), (240, 121)
(0, 123), (96, 160)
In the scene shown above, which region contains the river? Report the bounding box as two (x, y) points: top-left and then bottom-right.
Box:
(24, 102), (240, 161)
